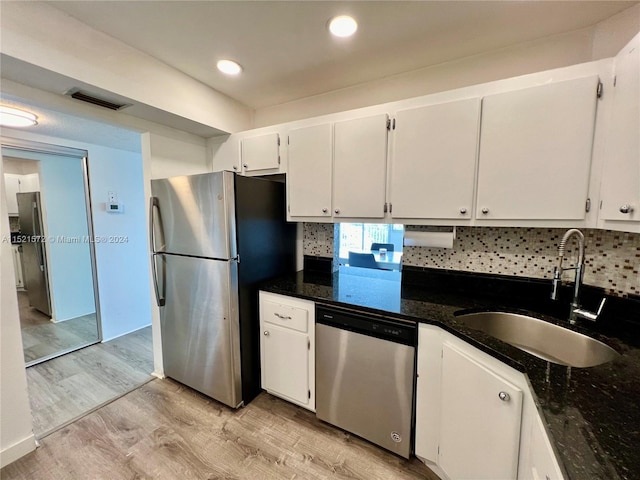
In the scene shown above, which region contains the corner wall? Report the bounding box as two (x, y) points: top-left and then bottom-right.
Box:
(0, 161), (35, 468)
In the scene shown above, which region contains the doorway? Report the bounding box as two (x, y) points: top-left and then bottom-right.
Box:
(2, 143), (102, 367)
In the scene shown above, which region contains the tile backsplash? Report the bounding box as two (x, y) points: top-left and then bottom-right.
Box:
(303, 223), (640, 298)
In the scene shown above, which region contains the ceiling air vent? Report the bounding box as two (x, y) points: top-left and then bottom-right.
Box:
(65, 88), (131, 111)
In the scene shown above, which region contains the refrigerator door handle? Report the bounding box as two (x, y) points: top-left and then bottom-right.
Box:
(149, 197), (166, 307)
(151, 253), (165, 307)
(32, 201), (45, 271)
(149, 196), (159, 254)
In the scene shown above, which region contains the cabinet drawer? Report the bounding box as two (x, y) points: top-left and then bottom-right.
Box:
(263, 300), (308, 332)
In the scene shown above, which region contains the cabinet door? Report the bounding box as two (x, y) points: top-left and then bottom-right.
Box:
(20, 173), (40, 192)
(288, 124), (332, 218)
(600, 34), (639, 223)
(529, 412), (565, 480)
(261, 323), (310, 406)
(477, 76), (599, 220)
(241, 132), (280, 172)
(391, 98), (480, 219)
(440, 343), (523, 480)
(4, 173), (21, 215)
(333, 114), (388, 218)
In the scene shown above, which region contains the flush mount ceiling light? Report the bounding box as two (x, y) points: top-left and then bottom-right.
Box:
(0, 106), (38, 127)
(217, 59), (242, 75)
(329, 15), (358, 38)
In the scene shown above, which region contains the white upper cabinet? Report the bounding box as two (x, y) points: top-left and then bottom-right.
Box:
(439, 342), (523, 480)
(241, 132), (280, 172)
(333, 114), (389, 219)
(391, 98), (481, 220)
(20, 173), (40, 193)
(287, 124), (333, 218)
(476, 76), (599, 220)
(4, 173), (21, 215)
(599, 33), (640, 226)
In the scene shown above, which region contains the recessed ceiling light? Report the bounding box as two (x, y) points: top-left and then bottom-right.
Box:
(0, 106), (38, 127)
(217, 59), (242, 75)
(329, 15), (358, 38)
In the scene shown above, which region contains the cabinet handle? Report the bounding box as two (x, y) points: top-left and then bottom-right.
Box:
(460, 208), (467, 215)
(334, 209), (340, 215)
(481, 208), (489, 215)
(263, 331), (270, 336)
(498, 391), (510, 402)
(322, 208), (328, 214)
(274, 313), (292, 320)
(619, 205), (634, 214)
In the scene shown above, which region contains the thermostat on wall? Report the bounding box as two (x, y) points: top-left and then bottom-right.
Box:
(107, 202), (124, 213)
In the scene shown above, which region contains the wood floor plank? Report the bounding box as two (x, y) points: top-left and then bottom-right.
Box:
(2, 378), (439, 480)
(25, 326), (153, 437)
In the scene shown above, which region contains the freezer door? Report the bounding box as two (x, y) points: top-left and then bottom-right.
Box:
(160, 253), (242, 408)
(150, 172), (236, 259)
(17, 192), (52, 316)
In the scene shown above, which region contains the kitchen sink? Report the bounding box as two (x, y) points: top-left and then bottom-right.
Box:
(456, 312), (619, 368)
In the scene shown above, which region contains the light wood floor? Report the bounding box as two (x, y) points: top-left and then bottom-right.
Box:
(26, 326), (154, 438)
(18, 291), (100, 364)
(3, 378), (440, 480)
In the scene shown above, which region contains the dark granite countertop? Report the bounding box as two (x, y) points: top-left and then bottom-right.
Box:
(260, 267), (640, 480)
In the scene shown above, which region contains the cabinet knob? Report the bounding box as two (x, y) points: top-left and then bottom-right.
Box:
(263, 331), (269, 336)
(334, 209), (340, 215)
(619, 204), (634, 214)
(232, 165), (238, 171)
(322, 208), (328, 214)
(498, 391), (510, 402)
(243, 164), (248, 169)
(481, 208), (489, 215)
(460, 208), (467, 215)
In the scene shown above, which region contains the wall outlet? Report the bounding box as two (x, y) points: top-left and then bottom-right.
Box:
(318, 232), (327, 244)
(108, 191), (118, 203)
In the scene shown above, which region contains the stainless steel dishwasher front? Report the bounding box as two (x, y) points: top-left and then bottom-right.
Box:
(315, 305), (417, 458)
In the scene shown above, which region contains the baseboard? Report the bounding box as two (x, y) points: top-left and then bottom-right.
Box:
(101, 323), (152, 343)
(0, 433), (36, 468)
(151, 370), (165, 379)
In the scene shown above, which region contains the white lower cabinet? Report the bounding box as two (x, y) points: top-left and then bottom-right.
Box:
(416, 324), (564, 480)
(439, 343), (523, 480)
(259, 291), (315, 411)
(527, 412), (565, 480)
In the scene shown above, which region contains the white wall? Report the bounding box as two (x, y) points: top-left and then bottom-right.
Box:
(148, 132), (209, 179)
(0, 161), (36, 467)
(253, 5), (640, 127)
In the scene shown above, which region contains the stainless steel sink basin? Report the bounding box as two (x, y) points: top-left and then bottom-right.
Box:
(457, 312), (619, 368)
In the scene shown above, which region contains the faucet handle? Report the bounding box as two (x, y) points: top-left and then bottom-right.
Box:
(573, 297), (607, 322)
(550, 267), (561, 300)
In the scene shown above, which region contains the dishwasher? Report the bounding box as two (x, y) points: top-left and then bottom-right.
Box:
(315, 305), (417, 458)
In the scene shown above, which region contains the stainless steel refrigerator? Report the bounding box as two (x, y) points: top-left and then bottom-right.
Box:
(150, 171), (296, 408)
(17, 191), (52, 316)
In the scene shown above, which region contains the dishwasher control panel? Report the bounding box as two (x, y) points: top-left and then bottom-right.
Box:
(317, 306), (417, 346)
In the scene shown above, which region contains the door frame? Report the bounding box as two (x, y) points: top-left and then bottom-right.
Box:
(1, 136), (103, 365)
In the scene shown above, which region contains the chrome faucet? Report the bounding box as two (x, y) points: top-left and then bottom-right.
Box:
(551, 229), (606, 324)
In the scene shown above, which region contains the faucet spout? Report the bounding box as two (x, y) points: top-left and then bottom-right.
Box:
(551, 229), (602, 324)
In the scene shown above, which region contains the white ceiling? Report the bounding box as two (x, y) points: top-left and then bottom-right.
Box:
(1, 92), (143, 152)
(49, 1), (636, 109)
